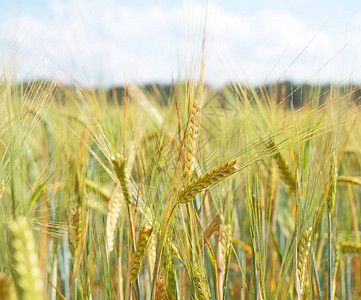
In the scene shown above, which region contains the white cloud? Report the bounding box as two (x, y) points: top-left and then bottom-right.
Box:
(0, 0), (360, 86)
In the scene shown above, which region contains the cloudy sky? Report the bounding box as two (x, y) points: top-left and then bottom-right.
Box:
(1, 0), (361, 86)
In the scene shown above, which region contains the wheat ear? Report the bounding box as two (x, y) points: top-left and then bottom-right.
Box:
(162, 240), (179, 298)
(106, 192), (123, 252)
(267, 140), (296, 192)
(111, 153), (131, 206)
(194, 269), (210, 300)
(148, 234), (156, 275)
(68, 207), (82, 258)
(297, 227), (312, 298)
(183, 99), (200, 181)
(337, 175), (361, 187)
(177, 160), (237, 204)
(155, 276), (166, 300)
(216, 223), (232, 300)
(339, 241), (361, 254)
(8, 216), (43, 300)
(130, 224), (153, 282)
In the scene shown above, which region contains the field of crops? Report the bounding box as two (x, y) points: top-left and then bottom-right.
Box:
(0, 77), (360, 300)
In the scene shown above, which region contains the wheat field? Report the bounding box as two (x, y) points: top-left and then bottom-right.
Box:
(0, 75), (360, 300)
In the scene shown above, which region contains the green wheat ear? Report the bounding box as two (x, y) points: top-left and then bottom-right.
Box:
(8, 216), (43, 300)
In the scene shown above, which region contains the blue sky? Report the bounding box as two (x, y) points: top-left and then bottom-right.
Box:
(0, 0), (361, 86)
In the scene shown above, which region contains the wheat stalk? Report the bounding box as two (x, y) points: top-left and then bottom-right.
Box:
(327, 153), (337, 213)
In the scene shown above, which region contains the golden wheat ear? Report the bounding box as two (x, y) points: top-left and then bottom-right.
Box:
(177, 160), (237, 204)
(130, 224), (153, 282)
(297, 227), (312, 298)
